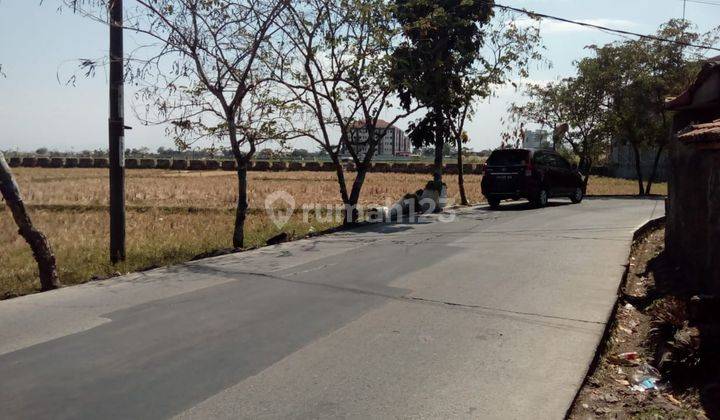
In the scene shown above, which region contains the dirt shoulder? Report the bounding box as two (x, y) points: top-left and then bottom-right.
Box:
(569, 225), (720, 419)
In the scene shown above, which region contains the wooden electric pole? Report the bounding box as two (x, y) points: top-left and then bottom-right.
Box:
(109, 0), (126, 263)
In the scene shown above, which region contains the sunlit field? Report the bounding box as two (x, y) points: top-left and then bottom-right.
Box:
(1, 168), (664, 298)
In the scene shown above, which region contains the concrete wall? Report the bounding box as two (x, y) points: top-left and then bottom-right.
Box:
(607, 141), (670, 182)
(666, 108), (720, 295)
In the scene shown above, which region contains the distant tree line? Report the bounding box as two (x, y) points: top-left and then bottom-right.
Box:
(508, 20), (719, 195)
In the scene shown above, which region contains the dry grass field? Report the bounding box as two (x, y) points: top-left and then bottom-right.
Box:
(1, 168), (666, 298)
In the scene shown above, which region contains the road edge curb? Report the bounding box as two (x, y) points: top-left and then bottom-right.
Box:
(563, 215), (667, 419)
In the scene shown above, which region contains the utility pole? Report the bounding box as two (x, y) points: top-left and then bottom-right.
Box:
(109, 0), (126, 263)
(683, 0), (687, 19)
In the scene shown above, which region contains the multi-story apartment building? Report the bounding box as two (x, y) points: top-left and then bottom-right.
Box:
(341, 120), (411, 159)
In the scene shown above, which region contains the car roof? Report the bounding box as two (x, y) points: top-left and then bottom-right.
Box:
(491, 148), (557, 155)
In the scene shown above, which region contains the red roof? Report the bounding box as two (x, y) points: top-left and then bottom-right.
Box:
(351, 119), (393, 129)
(665, 59), (720, 111)
(678, 119), (720, 144)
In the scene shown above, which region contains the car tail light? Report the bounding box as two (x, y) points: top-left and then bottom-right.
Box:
(524, 161), (533, 177)
(482, 164), (489, 175)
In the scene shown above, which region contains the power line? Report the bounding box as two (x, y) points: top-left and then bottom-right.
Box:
(682, 0), (720, 7)
(490, 1), (720, 53)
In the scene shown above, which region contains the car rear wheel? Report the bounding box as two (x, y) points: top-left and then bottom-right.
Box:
(532, 189), (548, 208)
(570, 187), (584, 204)
(487, 197), (501, 209)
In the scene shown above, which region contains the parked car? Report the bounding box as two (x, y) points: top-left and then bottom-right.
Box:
(481, 148), (584, 208)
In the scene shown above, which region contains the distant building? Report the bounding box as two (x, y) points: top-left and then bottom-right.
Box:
(341, 120), (411, 159)
(522, 129), (551, 149)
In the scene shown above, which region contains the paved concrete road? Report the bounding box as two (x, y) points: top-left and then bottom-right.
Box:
(0, 197), (664, 420)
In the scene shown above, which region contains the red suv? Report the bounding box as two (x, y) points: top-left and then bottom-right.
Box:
(481, 148), (584, 208)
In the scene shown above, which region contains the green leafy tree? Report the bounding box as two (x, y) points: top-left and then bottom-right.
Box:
(512, 20), (719, 195)
(391, 0), (494, 188)
(590, 20), (718, 194)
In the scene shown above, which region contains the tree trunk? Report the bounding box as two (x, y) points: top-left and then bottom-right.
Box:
(456, 137), (468, 205)
(433, 134), (444, 185)
(331, 156), (350, 204)
(644, 143), (665, 195)
(344, 164), (369, 225)
(0, 152), (59, 291)
(580, 156), (592, 194)
(630, 142), (645, 196)
(233, 161), (249, 248)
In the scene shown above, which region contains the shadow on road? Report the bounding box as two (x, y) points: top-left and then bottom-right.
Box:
(479, 200), (573, 212)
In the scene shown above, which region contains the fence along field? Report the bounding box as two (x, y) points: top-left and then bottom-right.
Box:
(1, 168), (665, 299)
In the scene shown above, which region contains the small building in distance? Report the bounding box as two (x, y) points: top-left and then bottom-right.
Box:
(341, 120), (411, 159)
(522, 129), (552, 149)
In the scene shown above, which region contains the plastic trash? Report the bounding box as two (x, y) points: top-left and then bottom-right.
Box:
(630, 363), (663, 392)
(619, 351), (639, 360)
(610, 351), (641, 366)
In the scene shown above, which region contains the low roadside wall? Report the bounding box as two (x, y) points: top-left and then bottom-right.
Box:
(7, 157), (486, 175)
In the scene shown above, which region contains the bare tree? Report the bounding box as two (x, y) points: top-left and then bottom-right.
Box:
(444, 11), (543, 204)
(276, 0), (418, 223)
(0, 152), (59, 291)
(69, 0), (289, 247)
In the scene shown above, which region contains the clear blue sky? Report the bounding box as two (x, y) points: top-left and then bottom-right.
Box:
(1, 0), (718, 153)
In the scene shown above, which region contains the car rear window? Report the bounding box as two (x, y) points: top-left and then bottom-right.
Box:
(486, 150), (529, 166)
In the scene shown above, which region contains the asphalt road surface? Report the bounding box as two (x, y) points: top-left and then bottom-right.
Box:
(0, 197), (664, 419)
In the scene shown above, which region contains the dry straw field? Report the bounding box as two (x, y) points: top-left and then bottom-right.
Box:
(1, 168), (666, 298)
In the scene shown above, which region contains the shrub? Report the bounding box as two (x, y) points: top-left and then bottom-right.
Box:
(140, 158), (157, 169)
(93, 158), (109, 168)
(391, 163), (409, 173)
(187, 160), (206, 170)
(271, 161), (288, 171)
(304, 161), (321, 171)
(171, 160), (188, 170)
(288, 161), (304, 171)
(124, 158), (140, 169)
(408, 162), (430, 173)
(252, 161), (271, 171)
(372, 162), (390, 172)
(156, 159), (171, 169)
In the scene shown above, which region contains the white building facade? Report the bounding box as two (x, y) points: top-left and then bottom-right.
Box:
(522, 129), (551, 149)
(342, 120), (411, 159)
